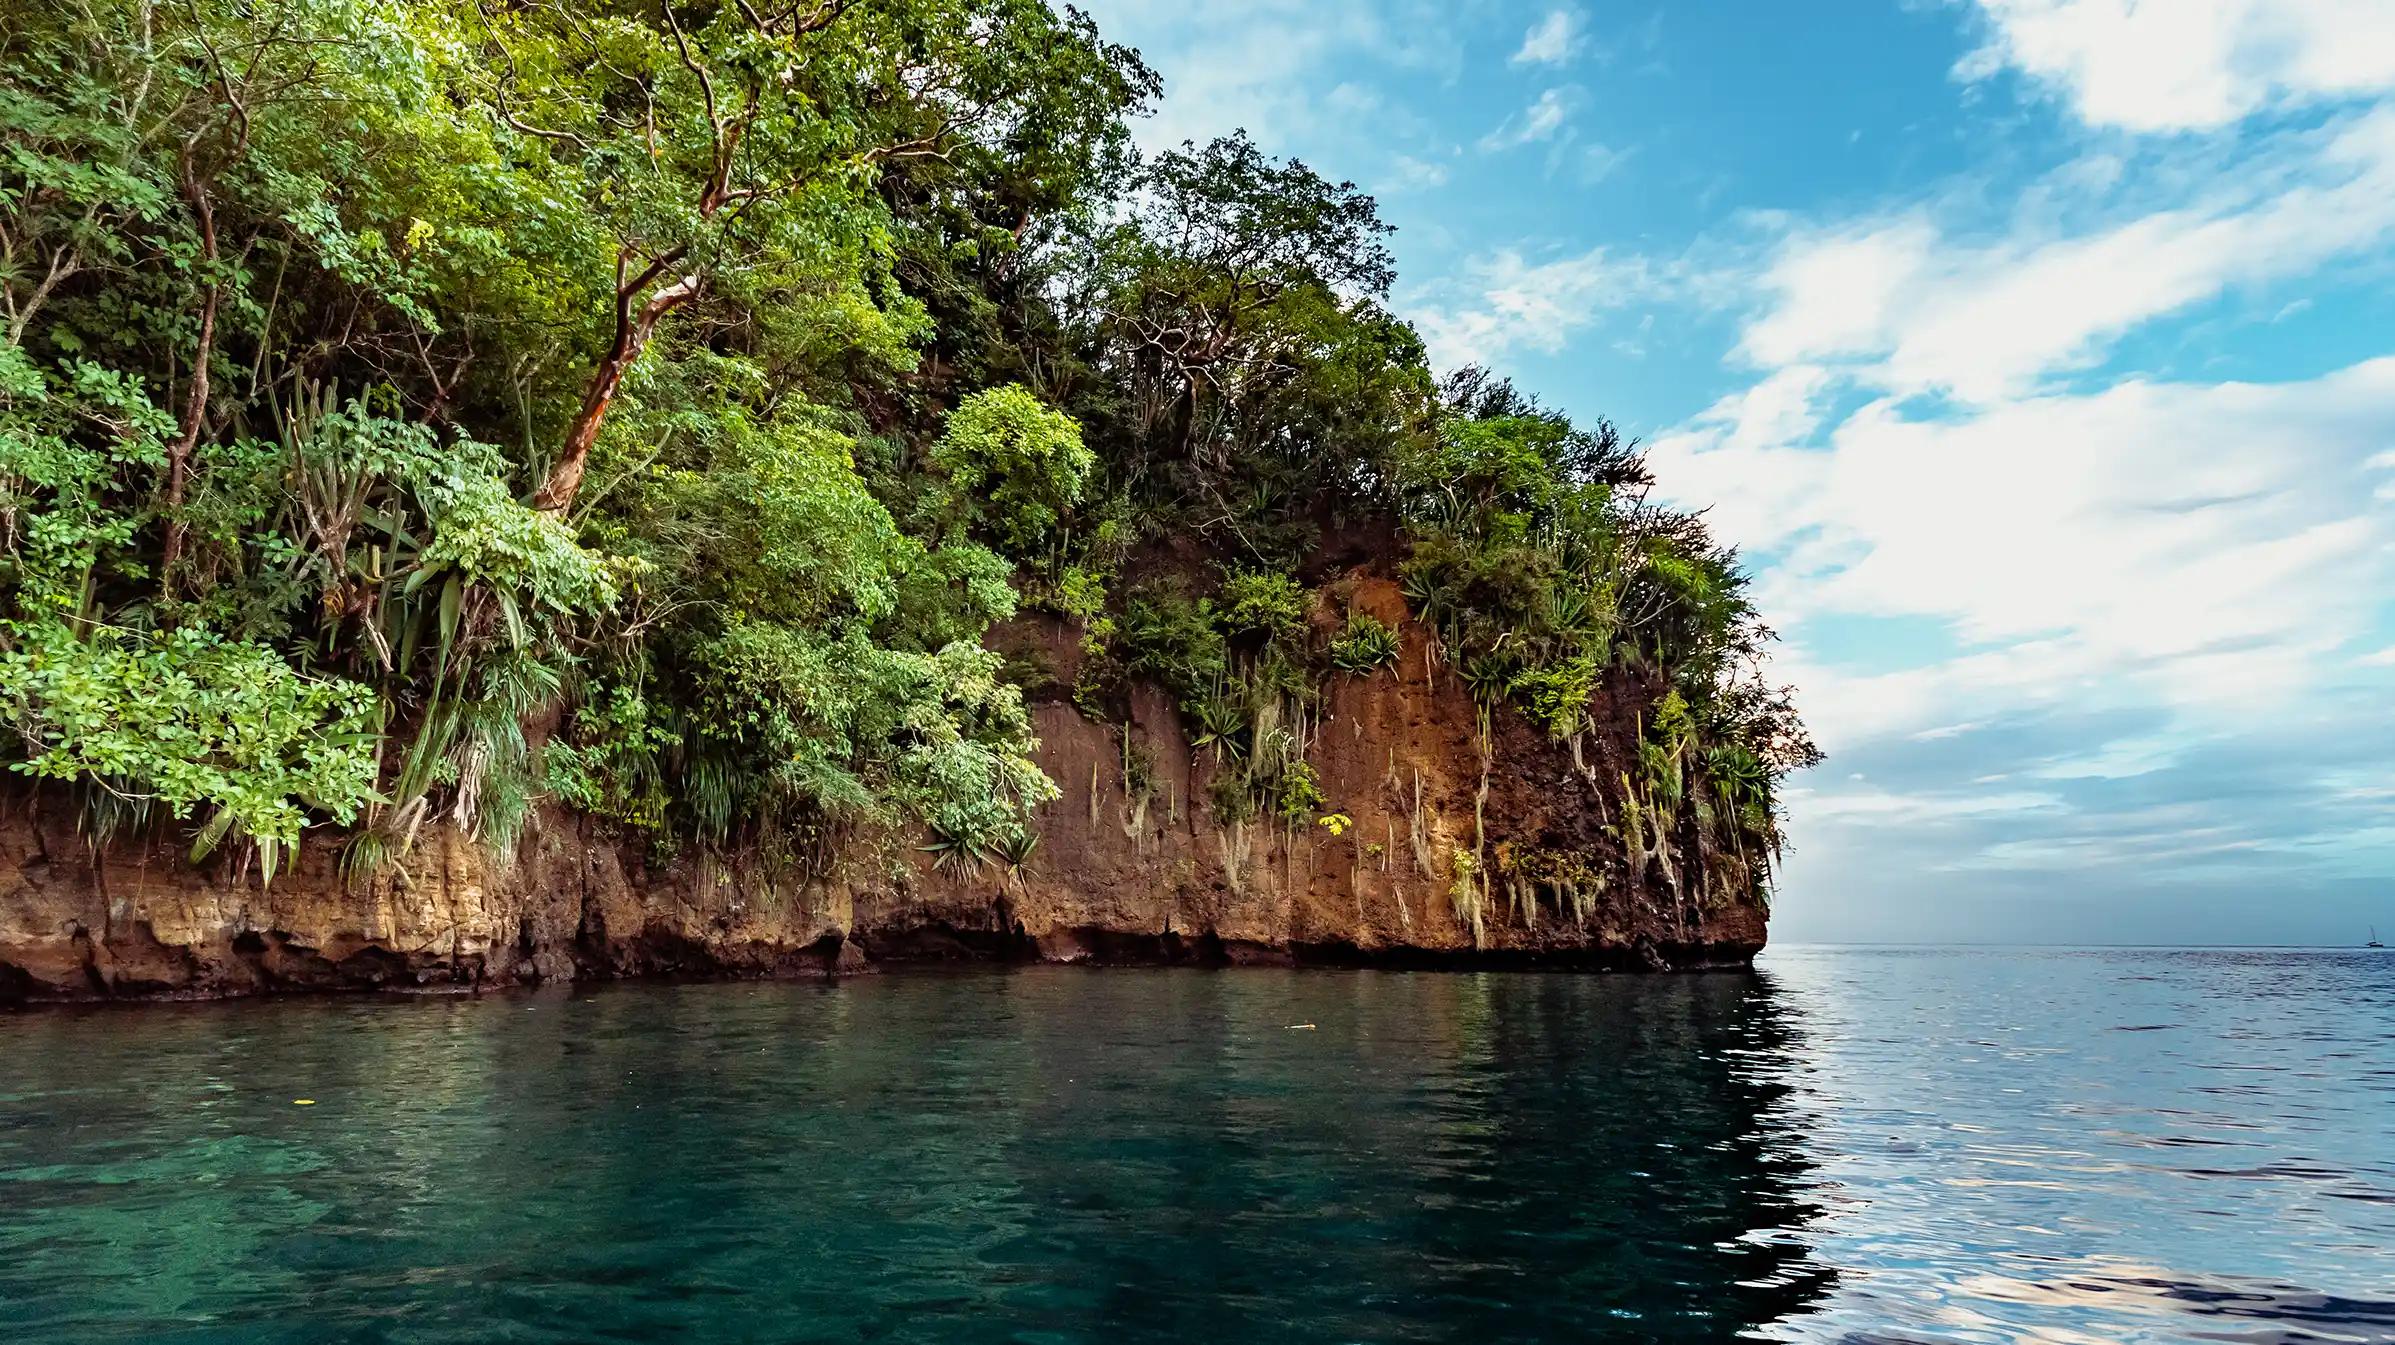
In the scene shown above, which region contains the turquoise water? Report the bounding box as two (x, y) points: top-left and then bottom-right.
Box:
(2, 947), (2391, 1343)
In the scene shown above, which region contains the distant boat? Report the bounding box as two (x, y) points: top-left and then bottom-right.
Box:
(2373, 927), (2386, 949)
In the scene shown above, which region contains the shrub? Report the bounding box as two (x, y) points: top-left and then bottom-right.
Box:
(1273, 760), (1325, 822)
(1118, 582), (1228, 707)
(0, 621), (380, 881)
(1216, 568), (1307, 644)
(929, 385), (1093, 552)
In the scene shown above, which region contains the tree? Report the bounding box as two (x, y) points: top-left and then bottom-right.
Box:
(927, 384), (1090, 552)
(452, 0), (1144, 515)
(1082, 132), (1401, 469)
(0, 0), (1809, 898)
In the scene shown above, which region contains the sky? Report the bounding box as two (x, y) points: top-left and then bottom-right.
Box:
(1075, 0), (2395, 945)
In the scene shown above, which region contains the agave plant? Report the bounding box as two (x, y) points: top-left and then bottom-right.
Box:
(1705, 742), (1769, 810)
(1399, 566), (1457, 629)
(1188, 688), (1251, 762)
(1328, 612), (1401, 674)
(920, 823), (990, 878)
(993, 827), (1040, 890)
(1539, 584), (1617, 647)
(1457, 650), (1516, 708)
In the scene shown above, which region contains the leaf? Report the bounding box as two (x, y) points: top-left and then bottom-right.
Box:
(496, 590), (526, 648)
(189, 807), (236, 863)
(436, 574), (461, 659)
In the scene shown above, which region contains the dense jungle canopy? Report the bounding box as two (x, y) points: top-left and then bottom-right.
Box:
(0, 0), (1814, 896)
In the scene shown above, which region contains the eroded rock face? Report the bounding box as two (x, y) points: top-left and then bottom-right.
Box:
(0, 808), (856, 1001)
(0, 581), (1766, 1004)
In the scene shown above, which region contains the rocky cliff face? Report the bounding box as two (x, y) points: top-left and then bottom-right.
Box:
(0, 577), (1765, 1004)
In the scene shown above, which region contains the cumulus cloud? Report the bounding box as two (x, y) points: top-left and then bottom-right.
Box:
(1087, 0), (2395, 941)
(1665, 77), (2395, 814)
(1654, 358), (2395, 749)
(1957, 0), (2395, 132)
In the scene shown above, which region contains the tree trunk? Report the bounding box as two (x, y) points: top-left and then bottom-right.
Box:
(161, 154), (220, 592)
(532, 272), (700, 514)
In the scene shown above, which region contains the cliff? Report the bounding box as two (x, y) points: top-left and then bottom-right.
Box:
(0, 577), (1766, 1004)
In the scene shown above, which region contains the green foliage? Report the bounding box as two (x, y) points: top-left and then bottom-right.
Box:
(1449, 848), (1485, 947)
(1272, 760), (1325, 823)
(1118, 582), (1229, 711)
(541, 683), (673, 830)
(993, 827), (1039, 888)
(0, 352), (171, 608)
(1327, 611), (1401, 675)
(685, 624), (1054, 855)
(1205, 768), (1258, 826)
(0, 0), (1804, 896)
(415, 471), (625, 621)
(1216, 569), (1307, 644)
(1052, 565), (1109, 623)
(929, 385), (1093, 553)
(1509, 656), (1603, 738)
(0, 620), (378, 879)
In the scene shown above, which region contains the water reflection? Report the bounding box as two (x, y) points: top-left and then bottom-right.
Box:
(16, 952), (2390, 1344)
(1758, 946), (2395, 1345)
(0, 969), (1834, 1343)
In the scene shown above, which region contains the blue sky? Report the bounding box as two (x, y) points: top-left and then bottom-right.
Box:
(1077, 0), (2395, 945)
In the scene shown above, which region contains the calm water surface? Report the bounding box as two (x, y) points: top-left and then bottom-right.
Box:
(2, 947), (2391, 1343)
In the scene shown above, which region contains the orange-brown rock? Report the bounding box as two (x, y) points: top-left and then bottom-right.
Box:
(0, 580), (1765, 1003)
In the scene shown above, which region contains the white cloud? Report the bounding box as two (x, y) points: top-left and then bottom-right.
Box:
(1511, 10), (1581, 67)
(1075, 0), (1464, 154)
(1652, 358), (2395, 752)
(1577, 141), (1632, 184)
(1085, 0), (2395, 930)
(1737, 109), (2395, 402)
(1384, 154), (1450, 192)
(1737, 219), (1936, 370)
(1679, 365), (1838, 452)
(1479, 86), (1583, 152)
(1793, 785), (2069, 824)
(2025, 734), (2186, 780)
(1679, 97), (2395, 789)
(1408, 246), (1680, 371)
(1959, 0), (2395, 132)
(1945, 826), (2268, 873)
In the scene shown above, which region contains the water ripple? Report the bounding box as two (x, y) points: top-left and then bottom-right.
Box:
(0, 949), (2390, 1343)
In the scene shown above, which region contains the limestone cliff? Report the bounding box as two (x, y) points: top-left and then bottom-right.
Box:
(0, 576), (1766, 1004)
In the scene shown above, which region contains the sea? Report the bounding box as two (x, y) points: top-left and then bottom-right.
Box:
(2, 945), (2390, 1343)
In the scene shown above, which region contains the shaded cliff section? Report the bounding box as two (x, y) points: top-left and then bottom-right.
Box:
(0, 577), (1764, 1004)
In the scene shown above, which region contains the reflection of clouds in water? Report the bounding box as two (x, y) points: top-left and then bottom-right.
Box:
(1961, 1259), (2395, 1338)
(1758, 947), (2395, 1344)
